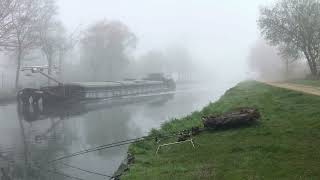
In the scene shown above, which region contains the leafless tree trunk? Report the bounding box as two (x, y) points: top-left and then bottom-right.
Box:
(2, 0), (50, 89)
(58, 50), (63, 80)
(0, 0), (15, 46)
(47, 54), (53, 85)
(259, 0), (320, 77)
(15, 49), (22, 88)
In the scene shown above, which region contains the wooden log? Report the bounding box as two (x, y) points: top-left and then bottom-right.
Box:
(202, 108), (260, 129)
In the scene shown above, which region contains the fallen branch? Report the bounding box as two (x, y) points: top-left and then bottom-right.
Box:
(202, 107), (260, 129)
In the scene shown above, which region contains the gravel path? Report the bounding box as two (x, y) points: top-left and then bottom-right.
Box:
(263, 82), (320, 96)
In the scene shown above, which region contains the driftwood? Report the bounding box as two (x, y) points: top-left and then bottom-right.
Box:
(202, 108), (260, 129)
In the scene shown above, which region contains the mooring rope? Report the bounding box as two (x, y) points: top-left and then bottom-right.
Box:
(48, 136), (148, 163)
(61, 162), (114, 178)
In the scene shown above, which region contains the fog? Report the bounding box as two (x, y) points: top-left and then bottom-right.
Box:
(0, 0), (283, 89)
(248, 39), (308, 81)
(4, 1), (314, 179)
(55, 0), (274, 84)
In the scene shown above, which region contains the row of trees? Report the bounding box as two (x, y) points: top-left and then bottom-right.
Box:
(248, 39), (307, 81)
(78, 20), (195, 82)
(258, 0), (320, 77)
(0, 0), (195, 88)
(0, 0), (75, 88)
(65, 20), (195, 83)
(135, 47), (194, 81)
(80, 20), (137, 81)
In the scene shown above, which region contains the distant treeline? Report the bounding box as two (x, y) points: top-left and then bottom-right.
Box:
(0, 0), (196, 89)
(250, 0), (320, 80)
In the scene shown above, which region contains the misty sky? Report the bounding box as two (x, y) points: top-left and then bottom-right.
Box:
(57, 0), (274, 81)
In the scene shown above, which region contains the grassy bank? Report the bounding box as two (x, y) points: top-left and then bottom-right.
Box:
(122, 81), (320, 180)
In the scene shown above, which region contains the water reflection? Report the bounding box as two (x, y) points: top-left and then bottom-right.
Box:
(18, 94), (174, 122)
(3, 94), (175, 179)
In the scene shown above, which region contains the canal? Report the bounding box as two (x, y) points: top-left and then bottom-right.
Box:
(0, 82), (234, 179)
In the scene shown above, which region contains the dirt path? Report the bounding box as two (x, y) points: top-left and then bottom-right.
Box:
(262, 82), (320, 96)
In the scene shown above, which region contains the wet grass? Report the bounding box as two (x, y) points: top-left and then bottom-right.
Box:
(122, 81), (320, 180)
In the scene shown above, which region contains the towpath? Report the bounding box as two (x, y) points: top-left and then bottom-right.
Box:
(262, 82), (320, 96)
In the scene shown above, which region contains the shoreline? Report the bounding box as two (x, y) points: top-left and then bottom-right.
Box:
(118, 81), (320, 179)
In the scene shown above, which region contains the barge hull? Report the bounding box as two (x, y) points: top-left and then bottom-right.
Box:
(18, 77), (176, 105)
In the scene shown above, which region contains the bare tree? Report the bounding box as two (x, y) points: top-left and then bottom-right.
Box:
(39, 21), (79, 84)
(248, 39), (307, 81)
(81, 20), (136, 81)
(0, 0), (49, 88)
(56, 25), (81, 80)
(37, 0), (59, 85)
(0, 0), (58, 88)
(278, 44), (302, 77)
(0, 0), (15, 47)
(258, 0), (320, 77)
(7, 0), (41, 88)
(248, 39), (286, 81)
(39, 22), (60, 85)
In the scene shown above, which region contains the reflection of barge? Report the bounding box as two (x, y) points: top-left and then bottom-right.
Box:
(18, 93), (174, 122)
(18, 73), (176, 105)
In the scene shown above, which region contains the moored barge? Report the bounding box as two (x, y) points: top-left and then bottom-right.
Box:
(18, 73), (176, 105)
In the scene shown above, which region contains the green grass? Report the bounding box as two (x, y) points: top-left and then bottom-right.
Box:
(288, 79), (320, 87)
(122, 81), (320, 180)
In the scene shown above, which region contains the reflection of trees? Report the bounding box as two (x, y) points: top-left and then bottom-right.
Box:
(10, 104), (70, 180)
(10, 94), (176, 179)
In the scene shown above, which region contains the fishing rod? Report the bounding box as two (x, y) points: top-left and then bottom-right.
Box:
(48, 127), (203, 163)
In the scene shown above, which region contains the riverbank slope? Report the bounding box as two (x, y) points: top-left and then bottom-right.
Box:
(122, 81), (320, 179)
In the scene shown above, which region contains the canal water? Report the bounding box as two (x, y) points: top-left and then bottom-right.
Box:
(0, 82), (235, 180)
